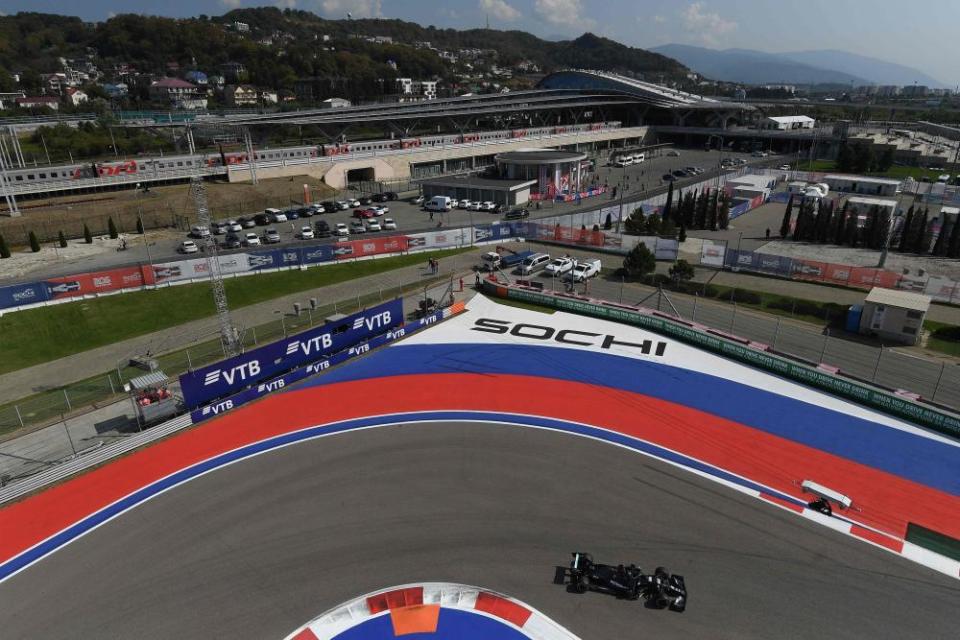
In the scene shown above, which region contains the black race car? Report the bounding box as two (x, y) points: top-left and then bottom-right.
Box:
(555, 552), (687, 612)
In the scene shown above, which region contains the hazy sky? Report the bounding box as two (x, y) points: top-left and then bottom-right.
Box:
(3, 0), (957, 86)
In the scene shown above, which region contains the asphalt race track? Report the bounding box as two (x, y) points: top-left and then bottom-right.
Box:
(1, 422), (956, 640)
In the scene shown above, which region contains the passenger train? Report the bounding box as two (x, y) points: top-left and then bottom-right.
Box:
(4, 122), (620, 186)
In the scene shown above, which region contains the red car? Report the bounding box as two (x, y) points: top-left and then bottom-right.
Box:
(353, 208), (376, 219)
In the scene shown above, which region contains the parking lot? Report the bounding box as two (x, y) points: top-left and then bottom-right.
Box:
(3, 146), (780, 282)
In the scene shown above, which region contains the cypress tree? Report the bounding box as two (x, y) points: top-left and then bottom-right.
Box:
(947, 212), (960, 258)
(83, 224), (93, 244)
(136, 216), (145, 234)
(780, 194), (794, 238)
(912, 209), (929, 254)
(933, 215), (950, 256)
(898, 205), (914, 253)
(831, 201), (848, 244)
(845, 210), (859, 247)
(28, 230), (40, 253)
(718, 191), (730, 230)
(0, 233), (10, 259)
(107, 217), (118, 239)
(679, 222), (687, 243)
(683, 190), (696, 227)
(694, 190), (708, 229)
(58, 230), (67, 248)
(792, 198), (807, 240)
(867, 205), (883, 249)
(663, 180), (675, 222)
(707, 189), (719, 231)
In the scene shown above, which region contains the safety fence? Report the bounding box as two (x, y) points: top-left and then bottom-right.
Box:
(481, 278), (960, 439)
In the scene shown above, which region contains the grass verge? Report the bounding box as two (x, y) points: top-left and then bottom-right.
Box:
(0, 248), (468, 375)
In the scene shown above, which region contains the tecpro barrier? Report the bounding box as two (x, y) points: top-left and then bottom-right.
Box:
(179, 298), (403, 409)
(482, 279), (960, 439)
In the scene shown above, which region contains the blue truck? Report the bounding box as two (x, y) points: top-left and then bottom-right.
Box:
(478, 249), (534, 272)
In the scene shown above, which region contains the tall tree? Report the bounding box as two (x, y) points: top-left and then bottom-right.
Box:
(898, 205), (915, 253)
(662, 180), (675, 223)
(845, 210), (859, 247)
(911, 209), (929, 254)
(717, 190), (730, 230)
(933, 215), (950, 256)
(947, 213), (960, 258)
(780, 194), (794, 238)
(694, 190), (708, 229)
(28, 231), (40, 253)
(707, 189), (719, 231)
(831, 201), (848, 245)
(0, 233), (10, 259)
(867, 205), (883, 249)
(622, 242), (656, 279)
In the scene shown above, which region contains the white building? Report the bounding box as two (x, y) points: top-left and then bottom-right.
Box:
(859, 287), (930, 345)
(845, 196), (898, 224)
(761, 115), (815, 130)
(395, 78), (437, 100)
(65, 88), (88, 106)
(825, 174), (901, 197)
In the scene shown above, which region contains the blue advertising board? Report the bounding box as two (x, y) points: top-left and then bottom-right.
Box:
(301, 244), (335, 265)
(180, 298), (403, 409)
(0, 282), (51, 310)
(189, 317), (433, 422)
(753, 253), (794, 277)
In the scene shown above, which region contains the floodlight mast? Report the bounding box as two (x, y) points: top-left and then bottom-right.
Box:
(189, 176), (240, 357)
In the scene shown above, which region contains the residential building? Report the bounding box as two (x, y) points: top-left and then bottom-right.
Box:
(901, 85), (929, 97)
(40, 73), (67, 95)
(103, 83), (129, 98)
(220, 62), (246, 81)
(0, 91), (26, 109)
(149, 78), (207, 109)
(224, 84), (259, 107)
(232, 21), (250, 33)
(825, 174), (901, 197)
(185, 71), (208, 86)
(395, 78), (437, 100)
(15, 96), (59, 110)
(65, 88), (88, 106)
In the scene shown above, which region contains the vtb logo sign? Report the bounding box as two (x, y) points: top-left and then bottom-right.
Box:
(471, 318), (667, 356)
(203, 361), (262, 386)
(352, 311), (392, 331)
(286, 333), (333, 356)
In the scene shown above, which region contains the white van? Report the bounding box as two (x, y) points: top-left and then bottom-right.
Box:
(634, 153), (645, 163)
(519, 253), (551, 275)
(614, 156), (633, 167)
(425, 196), (452, 212)
(265, 207), (286, 222)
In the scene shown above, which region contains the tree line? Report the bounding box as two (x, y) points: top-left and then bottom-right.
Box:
(621, 180), (731, 241)
(779, 194), (960, 258)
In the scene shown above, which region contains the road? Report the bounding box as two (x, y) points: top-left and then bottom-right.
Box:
(1, 147), (772, 284)
(1, 422), (955, 639)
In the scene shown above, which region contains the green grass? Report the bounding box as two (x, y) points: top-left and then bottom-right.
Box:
(0, 248), (468, 375)
(791, 160), (941, 181)
(922, 320), (960, 357)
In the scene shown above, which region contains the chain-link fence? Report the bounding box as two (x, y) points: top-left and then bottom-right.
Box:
(577, 275), (960, 411)
(0, 268), (466, 485)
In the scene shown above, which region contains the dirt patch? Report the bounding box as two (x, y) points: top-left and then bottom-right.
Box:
(0, 176), (336, 249)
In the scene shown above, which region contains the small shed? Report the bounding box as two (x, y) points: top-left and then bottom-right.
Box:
(859, 287), (931, 345)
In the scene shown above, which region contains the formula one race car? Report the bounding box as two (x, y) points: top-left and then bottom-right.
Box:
(554, 552), (687, 612)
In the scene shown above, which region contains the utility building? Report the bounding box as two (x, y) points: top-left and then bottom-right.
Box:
(859, 287), (931, 345)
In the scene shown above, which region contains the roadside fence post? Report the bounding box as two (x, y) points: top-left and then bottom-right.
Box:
(63, 389), (72, 413)
(819, 330), (829, 364)
(356, 293), (361, 311)
(729, 304), (737, 332)
(772, 317), (781, 350)
(108, 375), (115, 395)
(933, 362), (946, 400)
(186, 348), (193, 370)
(872, 347), (884, 381)
(62, 417), (78, 457)
(619, 276), (624, 303)
(14, 405), (24, 429)
(379, 287), (383, 302)
(692, 295), (698, 322)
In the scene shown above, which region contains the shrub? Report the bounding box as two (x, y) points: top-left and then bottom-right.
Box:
(28, 230), (40, 253)
(136, 217), (145, 234)
(731, 289), (762, 305)
(58, 230), (67, 248)
(107, 217), (118, 239)
(0, 233), (10, 259)
(932, 325), (960, 341)
(83, 224), (92, 244)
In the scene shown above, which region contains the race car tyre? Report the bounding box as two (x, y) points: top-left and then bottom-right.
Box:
(575, 575), (589, 594)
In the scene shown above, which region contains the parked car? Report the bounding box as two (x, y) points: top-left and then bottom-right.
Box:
(349, 220), (366, 234)
(371, 205), (388, 216)
(504, 208), (530, 219)
(779, 164), (791, 171)
(314, 220), (332, 237)
(481, 201), (497, 212)
(179, 240), (199, 254)
(667, 150), (681, 157)
(519, 252), (551, 275)
(226, 219), (242, 232)
(672, 170), (687, 178)
(372, 192), (389, 203)
(410, 195), (425, 205)
(492, 203), (507, 214)
(353, 208), (377, 219)
(335, 222), (350, 237)
(544, 256), (574, 276)
(458, 199), (472, 209)
(336, 200), (350, 210)
(300, 225), (315, 240)
(382, 217), (398, 230)
(271, 210), (288, 223)
(253, 213), (271, 226)
(264, 228), (281, 243)
(309, 203), (326, 214)
(467, 201), (482, 211)
(223, 233), (242, 249)
(662, 173), (676, 181)
(297, 207), (313, 218)
(347, 198), (361, 208)
(190, 225), (210, 238)
(322, 200), (339, 212)
(358, 196), (372, 206)
(244, 232), (261, 247)
(211, 221), (227, 235)
(285, 209), (300, 220)
(565, 258), (602, 282)
(238, 217), (255, 229)
(366, 219), (382, 232)
(384, 191), (398, 201)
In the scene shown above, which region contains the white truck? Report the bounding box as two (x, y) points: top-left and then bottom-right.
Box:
(566, 259), (602, 282)
(425, 196), (451, 212)
(544, 256), (575, 277)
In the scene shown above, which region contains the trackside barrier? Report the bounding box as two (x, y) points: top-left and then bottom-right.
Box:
(481, 279), (960, 439)
(0, 414), (194, 505)
(191, 304), (460, 423)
